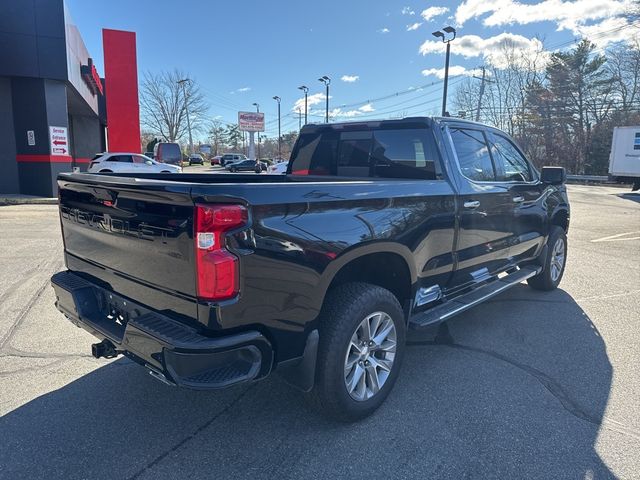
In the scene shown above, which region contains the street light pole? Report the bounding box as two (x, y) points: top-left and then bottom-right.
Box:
(298, 108), (302, 130)
(273, 96), (281, 159)
(298, 85), (309, 124)
(177, 78), (194, 155)
(318, 76), (331, 123)
(432, 27), (456, 116)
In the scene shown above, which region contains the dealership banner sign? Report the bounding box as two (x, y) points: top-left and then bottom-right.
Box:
(238, 111), (265, 132)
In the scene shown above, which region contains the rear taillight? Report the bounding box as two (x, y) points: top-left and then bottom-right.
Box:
(194, 204), (248, 301)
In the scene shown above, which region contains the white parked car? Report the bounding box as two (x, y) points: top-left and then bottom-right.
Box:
(88, 153), (182, 174)
(268, 161), (289, 174)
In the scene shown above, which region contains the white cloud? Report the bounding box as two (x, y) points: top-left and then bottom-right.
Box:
(292, 92), (328, 113)
(230, 86), (251, 94)
(401, 6), (415, 15)
(421, 65), (484, 78)
(454, 0), (635, 46)
(406, 22), (422, 31)
(571, 16), (639, 47)
(419, 32), (548, 68)
(378, 27), (390, 33)
(341, 75), (360, 83)
(421, 6), (450, 21)
(329, 103), (376, 119)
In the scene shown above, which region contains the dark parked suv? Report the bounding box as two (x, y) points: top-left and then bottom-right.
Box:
(51, 117), (569, 421)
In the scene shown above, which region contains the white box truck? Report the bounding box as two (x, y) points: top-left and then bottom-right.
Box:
(609, 126), (640, 190)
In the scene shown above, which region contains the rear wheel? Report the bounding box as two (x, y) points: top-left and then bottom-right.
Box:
(230, 167), (237, 173)
(308, 282), (406, 422)
(528, 225), (567, 291)
(160, 170), (170, 173)
(98, 169), (112, 173)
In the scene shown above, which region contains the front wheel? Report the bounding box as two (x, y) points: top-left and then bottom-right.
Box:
(308, 282), (406, 422)
(528, 225), (567, 291)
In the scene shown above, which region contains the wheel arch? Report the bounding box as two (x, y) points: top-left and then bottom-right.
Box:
(318, 243), (416, 315)
(551, 207), (569, 233)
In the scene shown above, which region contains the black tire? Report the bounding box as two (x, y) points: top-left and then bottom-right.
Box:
(98, 169), (112, 173)
(308, 282), (406, 422)
(527, 225), (567, 291)
(255, 167), (261, 173)
(160, 170), (170, 173)
(230, 167), (236, 173)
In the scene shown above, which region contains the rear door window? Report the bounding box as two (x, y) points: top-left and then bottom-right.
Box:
(449, 128), (496, 181)
(371, 128), (439, 180)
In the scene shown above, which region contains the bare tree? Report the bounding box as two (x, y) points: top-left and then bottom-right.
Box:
(140, 69), (208, 142)
(607, 37), (640, 112)
(208, 120), (227, 156)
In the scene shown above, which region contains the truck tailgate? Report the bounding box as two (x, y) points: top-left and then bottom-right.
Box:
(58, 175), (197, 302)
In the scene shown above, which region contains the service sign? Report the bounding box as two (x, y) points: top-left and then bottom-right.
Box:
(238, 111), (265, 132)
(49, 126), (69, 155)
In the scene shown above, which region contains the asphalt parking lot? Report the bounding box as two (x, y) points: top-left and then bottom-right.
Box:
(0, 185), (638, 479)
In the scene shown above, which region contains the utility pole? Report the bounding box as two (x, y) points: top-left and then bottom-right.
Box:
(177, 78), (193, 155)
(475, 67), (486, 122)
(298, 85), (309, 124)
(432, 27), (456, 116)
(273, 96), (281, 159)
(318, 76), (331, 123)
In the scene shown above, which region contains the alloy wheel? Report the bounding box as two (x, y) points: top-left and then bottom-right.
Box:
(343, 311), (397, 401)
(550, 237), (566, 282)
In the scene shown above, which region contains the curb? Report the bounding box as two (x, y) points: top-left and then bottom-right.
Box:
(0, 196), (58, 206)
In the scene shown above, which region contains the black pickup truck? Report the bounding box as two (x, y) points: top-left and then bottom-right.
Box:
(51, 117), (569, 421)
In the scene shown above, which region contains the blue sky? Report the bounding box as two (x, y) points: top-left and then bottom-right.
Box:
(66, 0), (637, 138)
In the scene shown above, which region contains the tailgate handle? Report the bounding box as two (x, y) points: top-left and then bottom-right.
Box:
(463, 200), (480, 209)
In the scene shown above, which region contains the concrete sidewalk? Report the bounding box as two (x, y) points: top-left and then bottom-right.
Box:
(0, 194), (57, 206)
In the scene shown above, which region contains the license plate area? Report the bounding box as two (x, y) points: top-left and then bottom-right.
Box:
(92, 290), (138, 342)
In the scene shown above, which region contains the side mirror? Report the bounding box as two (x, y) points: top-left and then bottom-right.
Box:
(541, 166), (566, 185)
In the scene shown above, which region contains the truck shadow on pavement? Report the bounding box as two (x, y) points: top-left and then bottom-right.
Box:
(0, 287), (614, 480)
(617, 192), (640, 204)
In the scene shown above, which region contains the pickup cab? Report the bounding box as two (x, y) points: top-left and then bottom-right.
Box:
(51, 117), (569, 421)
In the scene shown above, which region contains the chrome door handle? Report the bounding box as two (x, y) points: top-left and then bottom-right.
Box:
(512, 196), (525, 203)
(463, 200), (480, 209)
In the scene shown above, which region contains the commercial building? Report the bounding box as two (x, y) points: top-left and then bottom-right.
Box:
(0, 0), (140, 196)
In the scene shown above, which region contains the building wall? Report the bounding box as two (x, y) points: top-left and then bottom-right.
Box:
(70, 114), (102, 168)
(13, 78), (71, 196)
(0, 0), (67, 80)
(0, 77), (18, 193)
(63, 1), (98, 115)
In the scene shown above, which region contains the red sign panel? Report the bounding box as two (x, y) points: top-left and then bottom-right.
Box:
(103, 29), (141, 153)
